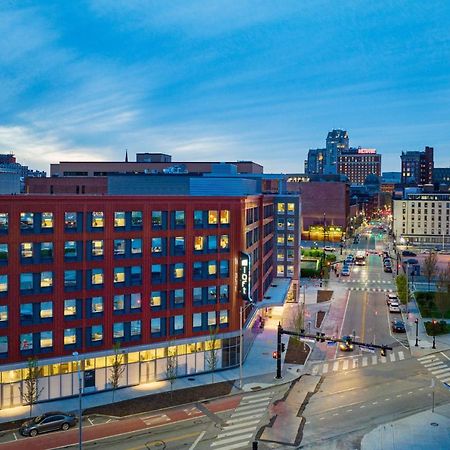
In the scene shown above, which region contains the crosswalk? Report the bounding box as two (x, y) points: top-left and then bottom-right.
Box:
(348, 286), (394, 293)
(310, 350), (406, 376)
(418, 354), (450, 385)
(341, 279), (394, 284)
(210, 391), (271, 449)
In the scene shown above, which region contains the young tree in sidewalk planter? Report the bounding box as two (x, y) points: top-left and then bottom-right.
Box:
(19, 357), (43, 417)
(166, 344), (177, 398)
(205, 326), (219, 383)
(435, 266), (450, 319)
(109, 342), (125, 402)
(395, 274), (408, 304)
(423, 251), (439, 291)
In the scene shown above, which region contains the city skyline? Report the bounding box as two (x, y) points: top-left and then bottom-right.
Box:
(2, 1), (450, 173)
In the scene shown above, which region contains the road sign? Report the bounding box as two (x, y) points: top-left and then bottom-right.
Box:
(360, 346), (376, 353)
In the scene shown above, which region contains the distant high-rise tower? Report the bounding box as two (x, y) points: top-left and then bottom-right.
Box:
(401, 146), (434, 185)
(324, 129), (349, 174)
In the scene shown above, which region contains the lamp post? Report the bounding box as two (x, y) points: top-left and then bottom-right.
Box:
(415, 318), (419, 347)
(432, 320), (437, 349)
(239, 303), (253, 389)
(73, 351), (82, 450)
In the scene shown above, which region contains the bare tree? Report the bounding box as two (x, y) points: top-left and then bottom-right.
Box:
(423, 251), (439, 291)
(108, 342), (125, 402)
(291, 305), (304, 343)
(166, 344), (177, 398)
(19, 357), (43, 417)
(205, 326), (219, 383)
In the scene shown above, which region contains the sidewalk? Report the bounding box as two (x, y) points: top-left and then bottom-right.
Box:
(0, 309), (300, 425)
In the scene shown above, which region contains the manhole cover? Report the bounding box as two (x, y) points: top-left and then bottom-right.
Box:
(430, 422), (439, 427)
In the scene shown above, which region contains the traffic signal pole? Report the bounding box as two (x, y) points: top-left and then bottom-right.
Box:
(276, 323), (282, 379)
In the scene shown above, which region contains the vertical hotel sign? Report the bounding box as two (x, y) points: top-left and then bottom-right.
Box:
(239, 252), (252, 301)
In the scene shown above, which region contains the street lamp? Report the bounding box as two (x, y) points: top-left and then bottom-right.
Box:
(73, 351), (83, 450)
(239, 302), (254, 389)
(414, 318), (419, 347)
(432, 320), (437, 349)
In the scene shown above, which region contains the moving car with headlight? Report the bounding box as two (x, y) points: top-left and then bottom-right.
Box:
(19, 411), (77, 437)
(391, 320), (406, 333)
(339, 335), (354, 352)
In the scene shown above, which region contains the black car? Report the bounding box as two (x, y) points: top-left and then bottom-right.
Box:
(402, 250), (417, 257)
(384, 266), (393, 273)
(19, 411), (77, 437)
(392, 320), (406, 333)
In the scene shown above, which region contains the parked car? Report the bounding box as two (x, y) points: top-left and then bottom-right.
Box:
(384, 265), (393, 273)
(386, 293), (398, 305)
(19, 411), (77, 437)
(392, 320), (406, 333)
(324, 246), (335, 252)
(389, 302), (401, 313)
(402, 250), (417, 257)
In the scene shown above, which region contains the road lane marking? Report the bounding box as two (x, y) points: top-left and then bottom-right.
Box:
(372, 401), (378, 405)
(342, 360), (349, 370)
(418, 355), (436, 362)
(389, 353), (396, 362)
(189, 431), (206, 450)
(441, 352), (450, 361)
(347, 409), (353, 412)
(322, 363), (329, 374)
(333, 361), (340, 371)
(398, 351), (405, 360)
(372, 355), (378, 364)
(223, 420), (260, 431)
(333, 413), (339, 416)
(352, 359), (358, 369)
(231, 407), (266, 418)
(432, 367), (450, 375)
(385, 398), (390, 401)
(244, 392), (274, 400)
(380, 356), (387, 363)
(235, 402), (269, 412)
(362, 357), (368, 367)
(408, 391), (413, 394)
(440, 376), (450, 383)
(13, 433), (17, 441)
(320, 417), (325, 420)
(360, 405), (366, 408)
(240, 396), (271, 404)
(218, 427), (259, 439)
(312, 365), (319, 375)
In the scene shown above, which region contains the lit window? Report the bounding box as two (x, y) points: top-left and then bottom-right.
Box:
(174, 315), (184, 331)
(20, 273), (33, 290)
(220, 310), (228, 324)
(277, 265), (285, 276)
(64, 270), (77, 287)
(92, 211), (104, 228)
(287, 218), (295, 229)
(208, 210), (218, 224)
(207, 311), (216, 326)
(151, 291), (162, 307)
(131, 292), (141, 309)
(64, 299), (77, 316)
(21, 242), (33, 258)
(0, 213), (8, 231)
(220, 235), (229, 250)
(113, 322), (124, 338)
(194, 236), (204, 251)
(130, 320), (141, 336)
(287, 203), (295, 213)
(91, 325), (103, 341)
(219, 285), (228, 300)
(40, 331), (53, 348)
(40, 301), (53, 319)
(277, 250), (284, 260)
(287, 265), (294, 276)
(0, 305), (7, 321)
(208, 261), (217, 275)
(114, 211), (126, 227)
(208, 286), (217, 301)
(277, 219), (285, 229)
(92, 268), (104, 285)
(20, 333), (33, 350)
(193, 287), (203, 302)
(114, 268), (125, 283)
(174, 236), (185, 252)
(114, 295), (125, 311)
(173, 263), (184, 279)
(20, 212), (34, 230)
(41, 212), (53, 228)
(277, 234), (285, 245)
(64, 328), (76, 345)
(91, 296), (103, 313)
(220, 210), (230, 224)
(287, 234), (295, 245)
(0, 275), (8, 292)
(92, 240), (104, 256)
(65, 212), (77, 229)
(277, 203), (285, 214)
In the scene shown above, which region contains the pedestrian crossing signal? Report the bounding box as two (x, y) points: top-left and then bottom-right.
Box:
(272, 351), (279, 359)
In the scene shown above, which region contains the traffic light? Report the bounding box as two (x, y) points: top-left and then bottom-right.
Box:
(415, 318), (419, 324)
(281, 343), (286, 353)
(315, 332), (325, 342)
(272, 351), (279, 359)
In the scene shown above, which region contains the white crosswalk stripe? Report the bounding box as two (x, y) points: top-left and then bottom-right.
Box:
(210, 393), (273, 449)
(431, 367), (450, 375)
(309, 349), (408, 376)
(424, 361), (443, 368)
(436, 369), (450, 378)
(418, 355), (450, 388)
(418, 355), (435, 361)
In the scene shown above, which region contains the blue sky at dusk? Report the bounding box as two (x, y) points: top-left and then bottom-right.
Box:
(1, 0), (450, 173)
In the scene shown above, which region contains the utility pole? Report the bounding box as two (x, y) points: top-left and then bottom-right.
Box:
(276, 323), (282, 379)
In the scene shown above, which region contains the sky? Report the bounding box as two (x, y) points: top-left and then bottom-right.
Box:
(1, 0), (450, 173)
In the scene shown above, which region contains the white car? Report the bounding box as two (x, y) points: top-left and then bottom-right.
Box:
(387, 293), (399, 305)
(324, 246), (335, 252)
(389, 302), (401, 313)
(341, 267), (350, 276)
